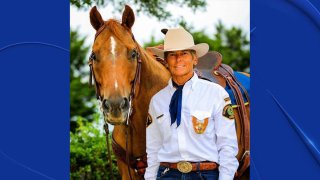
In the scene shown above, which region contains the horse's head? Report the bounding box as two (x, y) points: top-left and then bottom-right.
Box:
(89, 5), (140, 125)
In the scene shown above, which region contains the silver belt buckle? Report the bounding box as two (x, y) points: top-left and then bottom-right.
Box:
(177, 161), (192, 173)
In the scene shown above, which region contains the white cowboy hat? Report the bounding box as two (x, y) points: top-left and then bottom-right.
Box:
(148, 27), (209, 59)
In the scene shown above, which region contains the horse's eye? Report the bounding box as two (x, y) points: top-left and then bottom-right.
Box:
(129, 49), (138, 60)
(90, 52), (96, 61)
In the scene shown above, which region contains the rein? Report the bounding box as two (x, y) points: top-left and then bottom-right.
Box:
(88, 22), (144, 180)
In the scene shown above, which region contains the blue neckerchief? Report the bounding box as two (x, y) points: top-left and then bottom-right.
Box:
(169, 80), (184, 127)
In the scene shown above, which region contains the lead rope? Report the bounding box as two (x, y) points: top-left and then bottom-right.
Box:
(126, 125), (133, 180)
(104, 123), (114, 180)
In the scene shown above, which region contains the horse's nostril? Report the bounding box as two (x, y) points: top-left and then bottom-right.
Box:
(103, 99), (111, 111)
(120, 98), (129, 110)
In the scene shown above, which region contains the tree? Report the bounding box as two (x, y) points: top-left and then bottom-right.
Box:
(70, 29), (97, 132)
(70, 0), (206, 21)
(209, 21), (250, 72)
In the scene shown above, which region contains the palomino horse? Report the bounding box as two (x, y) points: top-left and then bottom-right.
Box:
(89, 5), (170, 179)
(89, 5), (250, 180)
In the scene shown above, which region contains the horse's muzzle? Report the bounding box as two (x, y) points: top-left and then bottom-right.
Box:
(101, 97), (129, 124)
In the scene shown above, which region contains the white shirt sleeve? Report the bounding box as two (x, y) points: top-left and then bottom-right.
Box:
(144, 98), (163, 180)
(213, 88), (239, 180)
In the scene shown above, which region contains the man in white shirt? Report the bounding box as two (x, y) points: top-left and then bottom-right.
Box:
(145, 27), (238, 180)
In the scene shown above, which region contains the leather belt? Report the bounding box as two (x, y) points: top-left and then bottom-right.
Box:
(160, 161), (218, 173)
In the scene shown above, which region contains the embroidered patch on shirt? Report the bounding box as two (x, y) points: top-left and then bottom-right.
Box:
(224, 97), (231, 102)
(146, 113), (153, 128)
(192, 116), (209, 134)
(223, 104), (235, 120)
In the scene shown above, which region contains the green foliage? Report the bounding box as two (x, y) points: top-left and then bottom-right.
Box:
(70, 115), (120, 179)
(70, 30), (89, 79)
(210, 21), (250, 72)
(70, 0), (206, 21)
(70, 0), (105, 9)
(144, 22), (250, 72)
(70, 29), (96, 132)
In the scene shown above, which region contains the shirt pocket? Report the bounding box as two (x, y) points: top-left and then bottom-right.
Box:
(156, 113), (172, 139)
(190, 110), (213, 135)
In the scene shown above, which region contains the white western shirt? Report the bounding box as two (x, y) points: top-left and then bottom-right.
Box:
(145, 73), (239, 180)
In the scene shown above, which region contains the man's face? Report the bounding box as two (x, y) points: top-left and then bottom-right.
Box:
(165, 50), (198, 78)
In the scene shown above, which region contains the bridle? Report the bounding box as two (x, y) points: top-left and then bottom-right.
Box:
(88, 22), (144, 180)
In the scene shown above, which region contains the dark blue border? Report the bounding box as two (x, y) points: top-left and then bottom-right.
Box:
(0, 0), (70, 179)
(251, 0), (320, 179)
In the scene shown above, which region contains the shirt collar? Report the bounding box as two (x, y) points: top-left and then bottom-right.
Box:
(168, 72), (198, 91)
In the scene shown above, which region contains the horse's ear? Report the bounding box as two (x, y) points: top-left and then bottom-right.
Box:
(121, 5), (135, 29)
(90, 6), (104, 31)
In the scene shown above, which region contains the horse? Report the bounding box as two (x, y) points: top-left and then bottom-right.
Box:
(89, 5), (250, 180)
(89, 5), (170, 179)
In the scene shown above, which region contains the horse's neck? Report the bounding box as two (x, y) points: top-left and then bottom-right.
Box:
(138, 46), (171, 98)
(113, 46), (170, 156)
(132, 46), (170, 132)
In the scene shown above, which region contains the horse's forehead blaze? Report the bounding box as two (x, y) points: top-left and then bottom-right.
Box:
(110, 36), (117, 57)
(109, 36), (117, 64)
